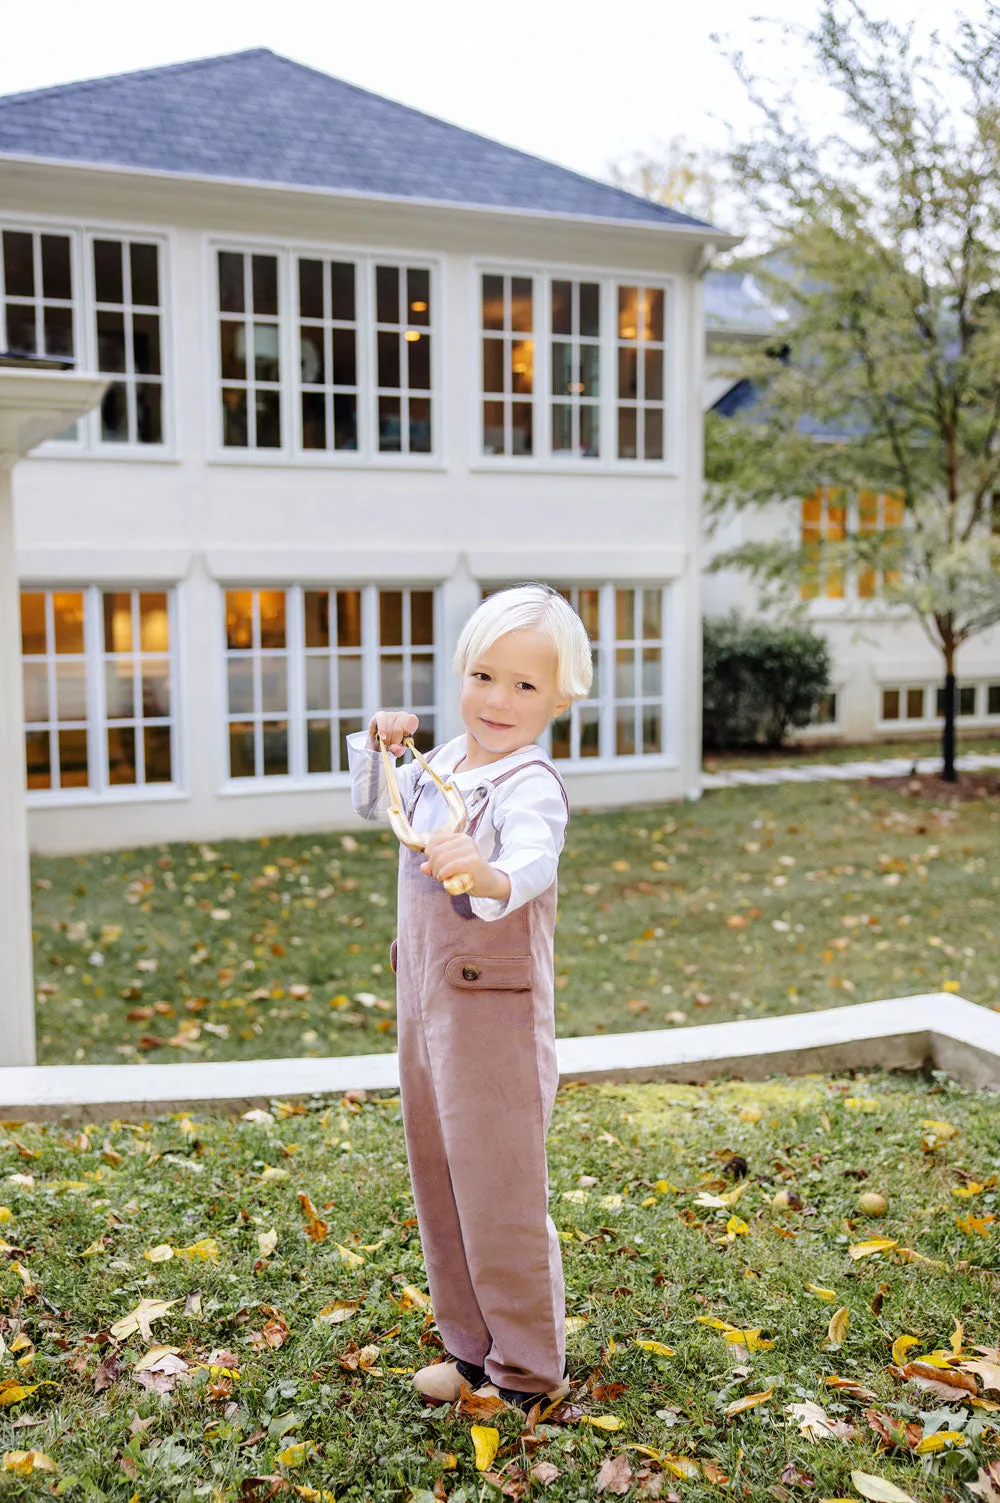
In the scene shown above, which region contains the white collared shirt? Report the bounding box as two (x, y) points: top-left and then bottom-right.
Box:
(345, 731), (568, 922)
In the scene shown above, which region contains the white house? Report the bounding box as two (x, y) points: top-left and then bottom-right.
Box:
(703, 266), (1000, 743)
(0, 49), (738, 855)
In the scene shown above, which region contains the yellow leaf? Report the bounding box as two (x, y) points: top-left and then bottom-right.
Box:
(914, 1431), (966, 1454)
(565, 1317), (589, 1333)
(844, 1098), (879, 1112)
(291, 1488), (337, 1502)
(727, 1216), (750, 1236)
(895, 1247), (945, 1268)
(739, 1106), (762, 1123)
(724, 1386), (774, 1418)
(579, 1415), (623, 1430)
(635, 1340), (675, 1357)
(953, 1182), (985, 1198)
(891, 1335), (921, 1366)
(661, 1455), (701, 1478)
(316, 1300), (362, 1325)
(258, 1229), (278, 1258)
(174, 1237), (219, 1261)
(335, 1243), (364, 1267)
(80, 1237), (106, 1258)
(807, 1284), (837, 1302)
(0, 1380), (58, 1406)
(847, 1238), (898, 1260)
(654, 1180), (679, 1194)
(850, 1470), (917, 1502)
(824, 1307), (850, 1351)
(471, 1425), (500, 1471)
(143, 1243), (174, 1263)
(956, 1213), (995, 1236)
(951, 1319), (964, 1356)
(0, 1207), (13, 1224)
(109, 1297), (181, 1343)
(278, 1441), (315, 1467)
(2, 1450), (59, 1476)
(920, 1119), (958, 1152)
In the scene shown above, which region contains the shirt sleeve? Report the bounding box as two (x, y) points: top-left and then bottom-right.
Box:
(346, 730), (421, 822)
(470, 766), (568, 922)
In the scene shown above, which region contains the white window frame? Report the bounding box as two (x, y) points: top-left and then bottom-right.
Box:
(21, 585), (182, 806)
(472, 259), (678, 475)
(206, 234), (442, 468)
(0, 214), (175, 460)
(219, 582), (442, 791)
(876, 678), (994, 731)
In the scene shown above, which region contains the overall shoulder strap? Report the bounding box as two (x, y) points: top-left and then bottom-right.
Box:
(469, 758), (570, 826)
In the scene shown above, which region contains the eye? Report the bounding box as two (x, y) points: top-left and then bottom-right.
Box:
(516, 681), (536, 692)
(473, 671), (491, 682)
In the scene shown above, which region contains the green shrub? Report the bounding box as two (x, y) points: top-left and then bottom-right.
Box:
(703, 612), (832, 750)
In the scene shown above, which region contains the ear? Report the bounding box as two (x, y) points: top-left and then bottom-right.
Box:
(553, 697), (572, 719)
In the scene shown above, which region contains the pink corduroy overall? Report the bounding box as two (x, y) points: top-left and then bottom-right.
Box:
(389, 749), (570, 1394)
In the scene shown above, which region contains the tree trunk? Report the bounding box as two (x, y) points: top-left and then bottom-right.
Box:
(941, 669), (958, 783)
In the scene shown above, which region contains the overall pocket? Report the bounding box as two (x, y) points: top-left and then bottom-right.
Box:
(389, 939), (398, 974)
(443, 955), (532, 991)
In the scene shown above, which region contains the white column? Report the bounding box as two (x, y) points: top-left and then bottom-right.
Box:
(0, 460), (35, 1065)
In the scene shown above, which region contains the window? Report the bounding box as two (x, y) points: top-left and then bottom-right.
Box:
(936, 683), (978, 718)
(989, 683), (1000, 717)
(297, 257), (359, 452)
(224, 585), (438, 781)
(1, 228), (75, 363)
(20, 588), (176, 795)
(858, 490), (904, 597)
(91, 237), (164, 445)
(375, 264), (433, 454)
(551, 280), (600, 458)
(801, 488), (847, 600)
(483, 582), (668, 762)
(812, 691), (839, 726)
(218, 250), (282, 449)
(481, 272), (534, 456)
(881, 685), (927, 722)
(616, 285), (665, 460)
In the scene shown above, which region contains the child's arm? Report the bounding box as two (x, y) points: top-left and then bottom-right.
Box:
(346, 710), (422, 822)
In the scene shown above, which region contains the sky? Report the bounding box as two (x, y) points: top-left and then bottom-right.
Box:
(0, 0), (975, 191)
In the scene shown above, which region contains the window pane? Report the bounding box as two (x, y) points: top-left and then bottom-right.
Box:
(380, 591), (403, 645)
(220, 321), (246, 380)
(218, 251), (245, 313)
(376, 265), (399, 324)
(96, 310), (126, 372)
(337, 655), (362, 708)
(58, 728), (89, 787)
(412, 716), (435, 755)
(642, 589), (662, 639)
(483, 400), (504, 454)
(306, 655), (331, 711)
(53, 593), (85, 654)
(258, 591), (286, 649)
(552, 403), (572, 452)
(260, 657), (287, 713)
(3, 231), (34, 297)
(378, 330), (400, 388)
(378, 396), (401, 451)
(5, 303), (36, 356)
(333, 392), (358, 450)
(483, 338), (504, 394)
(959, 685), (976, 715)
(381, 655), (404, 703)
(579, 282), (600, 338)
(580, 704), (600, 758)
(641, 705), (662, 754)
(300, 326), (325, 384)
(552, 341), (572, 395)
(141, 661), (171, 717)
(333, 328), (356, 386)
(905, 687), (924, 719)
(579, 343), (600, 396)
(550, 712), (570, 760)
(101, 384), (129, 443)
(337, 590), (362, 648)
(409, 396), (432, 453)
(252, 255), (278, 315)
(25, 730), (51, 790)
(618, 347), (637, 400)
(253, 323), (280, 382)
(578, 589), (599, 639)
(615, 589), (635, 639)
(132, 314), (161, 374)
(411, 590), (434, 644)
(618, 406), (637, 459)
(618, 286), (638, 338)
(579, 404), (599, 458)
(130, 243), (159, 307)
(304, 590), (330, 649)
(43, 305), (73, 359)
(225, 591), (253, 649)
(136, 385), (163, 445)
(227, 659), (254, 715)
(302, 391), (326, 449)
(107, 725), (137, 785)
(882, 688), (900, 720)
(308, 719), (332, 774)
(989, 684), (1000, 716)
(22, 662), (48, 722)
(644, 288), (664, 342)
(93, 240), (124, 304)
(411, 654), (434, 704)
(20, 593), (47, 655)
(511, 340), (533, 394)
(551, 281), (572, 336)
(103, 592), (133, 652)
(408, 332), (430, 390)
(644, 346), (663, 401)
(330, 261), (355, 321)
(642, 646), (661, 695)
(615, 647), (635, 697)
(511, 278), (533, 333)
(299, 259), (324, 319)
(511, 403), (533, 455)
(482, 274), (504, 330)
(222, 388), (248, 447)
(615, 705), (636, 756)
(144, 724), (172, 782)
(255, 390), (281, 448)
(644, 408), (664, 461)
(407, 267), (430, 326)
(229, 722), (256, 778)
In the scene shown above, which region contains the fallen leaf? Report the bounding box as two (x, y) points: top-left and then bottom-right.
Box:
(824, 1307), (850, 1352)
(298, 1194), (329, 1244)
(806, 1284), (837, 1302)
(787, 1400), (852, 1440)
(531, 1461), (560, 1486)
(725, 1386), (774, 1418)
(899, 1360), (976, 1397)
(822, 1377), (876, 1402)
(961, 1356), (1000, 1393)
(850, 1470), (916, 1502)
(865, 1409), (921, 1452)
(0, 1381), (58, 1407)
(635, 1340), (675, 1357)
(471, 1425), (500, 1471)
(596, 1454), (634, 1494)
(847, 1239), (898, 1260)
(920, 1120), (957, 1152)
(109, 1297), (181, 1343)
(914, 1431), (966, 1454)
(2, 1450), (59, 1476)
(143, 1243), (174, 1263)
(334, 1242), (363, 1267)
(968, 1461), (1000, 1501)
(891, 1336), (921, 1367)
(316, 1300), (362, 1325)
(257, 1229), (278, 1259)
(579, 1415), (623, 1431)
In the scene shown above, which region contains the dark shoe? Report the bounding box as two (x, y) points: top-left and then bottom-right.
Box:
(474, 1358), (570, 1413)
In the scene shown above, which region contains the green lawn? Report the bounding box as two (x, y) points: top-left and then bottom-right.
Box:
(2, 1073), (999, 1500)
(29, 779), (1000, 1068)
(705, 733), (1000, 771)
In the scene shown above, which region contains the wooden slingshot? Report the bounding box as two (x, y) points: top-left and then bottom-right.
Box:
(376, 734), (475, 896)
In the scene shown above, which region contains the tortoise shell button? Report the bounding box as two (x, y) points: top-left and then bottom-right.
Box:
(461, 965), (480, 981)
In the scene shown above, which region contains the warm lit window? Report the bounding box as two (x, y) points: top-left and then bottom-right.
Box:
(481, 272), (534, 456)
(374, 264), (433, 454)
(551, 280), (600, 458)
(858, 490), (904, 597)
(224, 585), (438, 781)
(801, 488), (847, 599)
(616, 285), (666, 460)
(20, 588), (175, 794)
(91, 237), (164, 445)
(217, 250), (282, 449)
(297, 258), (359, 452)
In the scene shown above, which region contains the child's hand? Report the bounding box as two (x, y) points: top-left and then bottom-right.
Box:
(369, 710), (419, 758)
(421, 831), (511, 903)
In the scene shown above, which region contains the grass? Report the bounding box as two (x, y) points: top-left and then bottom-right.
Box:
(705, 733), (1000, 771)
(2, 1071), (1000, 1500)
(30, 779), (1000, 1068)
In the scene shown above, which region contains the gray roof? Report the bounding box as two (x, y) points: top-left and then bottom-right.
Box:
(0, 48), (721, 232)
(704, 268), (790, 334)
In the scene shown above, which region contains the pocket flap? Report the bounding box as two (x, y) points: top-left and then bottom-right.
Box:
(445, 955), (532, 991)
(389, 939), (398, 974)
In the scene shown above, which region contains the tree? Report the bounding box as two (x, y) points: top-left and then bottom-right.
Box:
(608, 137), (722, 224)
(705, 1), (1000, 780)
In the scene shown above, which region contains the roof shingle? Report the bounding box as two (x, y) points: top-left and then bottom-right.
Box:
(0, 49), (720, 231)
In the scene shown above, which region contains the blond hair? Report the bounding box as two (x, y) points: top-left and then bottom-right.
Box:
(453, 583), (593, 701)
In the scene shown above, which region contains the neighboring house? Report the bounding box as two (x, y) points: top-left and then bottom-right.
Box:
(0, 49), (738, 854)
(702, 265), (1000, 743)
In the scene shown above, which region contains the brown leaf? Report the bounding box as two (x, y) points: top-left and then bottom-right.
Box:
(593, 1382), (629, 1402)
(780, 1462), (814, 1487)
(530, 1461), (561, 1487)
(455, 1381), (505, 1421)
(822, 1375), (876, 1402)
(92, 1353), (121, 1393)
(704, 1460), (732, 1483)
(900, 1360), (977, 1399)
(968, 1461), (1000, 1501)
(962, 1357), (1000, 1394)
(871, 1283), (890, 1318)
(596, 1454), (634, 1494)
(866, 1408), (922, 1452)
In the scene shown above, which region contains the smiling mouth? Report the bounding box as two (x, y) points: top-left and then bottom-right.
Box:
(481, 717), (514, 729)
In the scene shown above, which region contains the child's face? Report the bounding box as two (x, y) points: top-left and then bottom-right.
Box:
(460, 628), (571, 763)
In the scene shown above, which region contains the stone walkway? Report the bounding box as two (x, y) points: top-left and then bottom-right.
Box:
(702, 750), (1000, 790)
